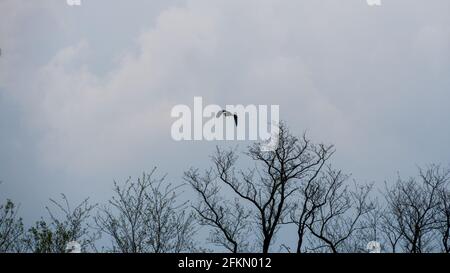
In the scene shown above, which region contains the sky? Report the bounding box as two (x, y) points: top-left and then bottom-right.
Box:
(1, 0), (450, 250)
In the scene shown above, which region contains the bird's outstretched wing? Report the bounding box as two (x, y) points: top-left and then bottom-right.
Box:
(216, 110), (234, 118)
(216, 110), (225, 118)
(216, 110), (237, 126)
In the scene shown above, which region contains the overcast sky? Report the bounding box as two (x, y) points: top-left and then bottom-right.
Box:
(1, 0), (450, 249)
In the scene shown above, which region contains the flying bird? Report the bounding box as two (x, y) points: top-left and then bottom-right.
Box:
(216, 110), (238, 126)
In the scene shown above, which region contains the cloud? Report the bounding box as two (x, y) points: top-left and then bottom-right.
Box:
(1, 0), (450, 225)
(18, 1), (344, 173)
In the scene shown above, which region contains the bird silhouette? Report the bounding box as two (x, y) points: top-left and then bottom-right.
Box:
(216, 110), (238, 126)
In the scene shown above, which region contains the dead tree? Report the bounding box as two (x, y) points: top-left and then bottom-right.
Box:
(0, 199), (24, 252)
(383, 165), (447, 253)
(185, 168), (251, 253)
(195, 123), (333, 253)
(25, 194), (97, 253)
(434, 167), (450, 252)
(304, 168), (374, 253)
(379, 208), (403, 253)
(437, 186), (450, 253)
(287, 171), (326, 253)
(95, 168), (196, 253)
(345, 201), (385, 253)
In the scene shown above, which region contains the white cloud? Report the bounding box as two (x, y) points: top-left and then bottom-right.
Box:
(1, 0), (450, 195)
(22, 1), (351, 174)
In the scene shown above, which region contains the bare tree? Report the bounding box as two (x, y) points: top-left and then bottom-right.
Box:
(0, 199), (24, 252)
(383, 165), (447, 253)
(191, 123), (333, 253)
(304, 168), (374, 253)
(344, 201), (385, 253)
(146, 176), (196, 253)
(434, 167), (450, 252)
(437, 187), (450, 253)
(287, 171), (325, 253)
(360, 203), (383, 244)
(287, 165), (349, 253)
(25, 194), (97, 253)
(96, 173), (151, 253)
(185, 168), (251, 253)
(379, 209), (403, 253)
(95, 168), (196, 253)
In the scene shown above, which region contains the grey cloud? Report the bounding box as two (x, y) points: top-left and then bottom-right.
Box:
(1, 0), (450, 248)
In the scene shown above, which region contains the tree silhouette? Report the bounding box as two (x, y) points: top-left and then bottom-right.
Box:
(185, 168), (251, 253)
(95, 168), (196, 253)
(1, 123), (450, 253)
(383, 165), (448, 253)
(187, 123), (334, 253)
(24, 194), (97, 253)
(0, 199), (24, 252)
